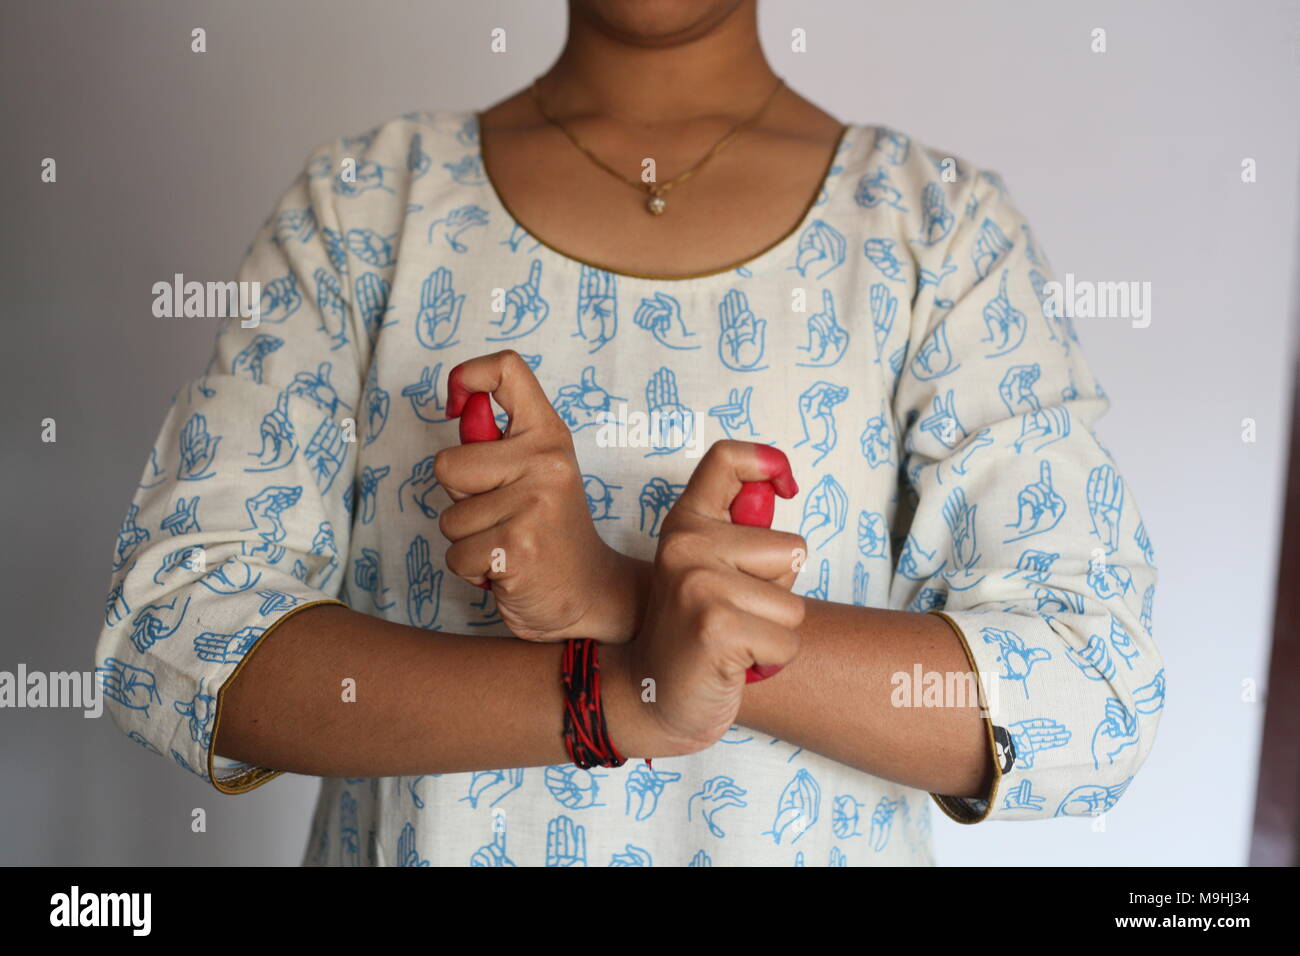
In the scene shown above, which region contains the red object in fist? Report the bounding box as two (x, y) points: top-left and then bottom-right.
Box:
(453, 383), (502, 589)
(736, 479), (781, 683)
(458, 391), (502, 444)
(730, 481), (776, 529)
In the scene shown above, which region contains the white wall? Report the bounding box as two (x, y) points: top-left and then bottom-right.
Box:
(1, 0), (1294, 865)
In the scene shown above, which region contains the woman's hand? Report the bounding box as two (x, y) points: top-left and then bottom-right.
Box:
(603, 441), (805, 757)
(436, 350), (649, 642)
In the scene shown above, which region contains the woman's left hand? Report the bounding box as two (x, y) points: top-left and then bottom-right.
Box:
(435, 350), (649, 642)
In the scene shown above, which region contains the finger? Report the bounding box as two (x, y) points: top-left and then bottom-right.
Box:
(444, 528), (506, 589)
(676, 441), (798, 523)
(710, 604), (802, 684)
(437, 478), (531, 542)
(435, 437), (568, 499)
(665, 512), (806, 586)
(445, 350), (558, 436)
(712, 571), (806, 630)
(444, 517), (543, 591)
(435, 440), (508, 499)
(700, 521), (808, 588)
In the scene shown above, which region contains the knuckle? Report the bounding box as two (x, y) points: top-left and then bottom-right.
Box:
(778, 531), (808, 555)
(432, 449), (458, 487)
(773, 633), (800, 666)
(437, 505), (458, 540)
(657, 509), (684, 539)
(658, 528), (706, 570)
(443, 545), (468, 578)
(675, 565), (717, 607)
(780, 592), (807, 628)
(503, 525), (536, 564)
(715, 438), (755, 463)
(533, 447), (573, 483)
(523, 489), (549, 515)
(540, 413), (572, 443)
(701, 440), (732, 467)
(696, 601), (735, 643)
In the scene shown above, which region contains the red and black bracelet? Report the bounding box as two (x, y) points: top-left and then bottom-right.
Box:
(560, 639), (627, 769)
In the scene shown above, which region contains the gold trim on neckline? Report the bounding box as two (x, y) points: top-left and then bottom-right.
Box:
(474, 115), (854, 282)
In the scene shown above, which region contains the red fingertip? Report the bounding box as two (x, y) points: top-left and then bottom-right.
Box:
(475, 580), (492, 591)
(755, 445), (797, 498)
(446, 363), (470, 418)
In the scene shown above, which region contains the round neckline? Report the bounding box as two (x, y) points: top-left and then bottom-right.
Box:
(471, 112), (857, 283)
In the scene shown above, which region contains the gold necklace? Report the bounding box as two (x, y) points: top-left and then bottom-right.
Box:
(529, 76), (785, 215)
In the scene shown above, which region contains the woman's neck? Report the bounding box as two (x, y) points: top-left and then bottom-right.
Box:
(539, 0), (779, 126)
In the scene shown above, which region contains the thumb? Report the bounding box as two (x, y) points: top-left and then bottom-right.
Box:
(446, 350), (555, 437)
(678, 441), (798, 525)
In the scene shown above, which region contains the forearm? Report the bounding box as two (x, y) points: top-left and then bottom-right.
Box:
(737, 600), (993, 798)
(218, 570), (989, 792)
(581, 550), (654, 642)
(213, 603), (658, 778)
(591, 556), (991, 796)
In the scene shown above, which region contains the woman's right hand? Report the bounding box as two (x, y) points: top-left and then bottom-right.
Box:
(602, 441), (805, 758)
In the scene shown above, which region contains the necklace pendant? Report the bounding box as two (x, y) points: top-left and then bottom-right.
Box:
(646, 194), (667, 215)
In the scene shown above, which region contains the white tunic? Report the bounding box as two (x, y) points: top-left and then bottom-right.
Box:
(95, 110), (1164, 866)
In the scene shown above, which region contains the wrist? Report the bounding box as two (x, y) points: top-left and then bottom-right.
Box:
(596, 642), (671, 759)
(578, 549), (652, 643)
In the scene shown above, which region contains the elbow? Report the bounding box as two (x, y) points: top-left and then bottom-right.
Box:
(94, 575), (168, 746)
(1053, 610), (1165, 820)
(92, 539), (224, 757)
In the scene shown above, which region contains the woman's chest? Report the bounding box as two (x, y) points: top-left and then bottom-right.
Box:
(341, 256), (914, 622)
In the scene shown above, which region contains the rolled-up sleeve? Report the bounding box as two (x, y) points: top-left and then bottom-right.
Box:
(94, 138), (373, 794)
(889, 167), (1163, 823)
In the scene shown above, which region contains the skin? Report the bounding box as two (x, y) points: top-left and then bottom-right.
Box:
(215, 0), (994, 800)
(436, 352), (650, 642)
(477, 0), (846, 277)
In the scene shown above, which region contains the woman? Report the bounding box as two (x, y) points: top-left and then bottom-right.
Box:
(95, 0), (1163, 866)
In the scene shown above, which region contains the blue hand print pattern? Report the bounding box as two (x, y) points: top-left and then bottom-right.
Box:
(405, 535), (443, 630)
(554, 366), (624, 431)
(177, 413), (221, 481)
(766, 770), (821, 845)
(490, 259), (549, 341)
(793, 219), (847, 279)
(717, 289), (768, 372)
(689, 776), (749, 838)
(545, 765), (606, 811)
(633, 291), (699, 350)
(797, 289), (849, 367)
(416, 267), (465, 350)
(576, 265), (618, 353)
(855, 167), (908, 212)
(95, 111), (1162, 865)
(625, 764), (682, 821)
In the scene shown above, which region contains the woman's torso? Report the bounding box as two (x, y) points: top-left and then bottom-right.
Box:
(299, 110), (947, 866)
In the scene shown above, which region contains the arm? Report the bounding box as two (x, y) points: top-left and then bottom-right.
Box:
(516, 164), (1158, 811)
(215, 442), (805, 776)
(211, 603), (661, 776)
(94, 131), (375, 792)
(737, 601), (991, 798)
(742, 165), (1162, 821)
(489, 557), (990, 795)
(429, 397), (988, 794)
